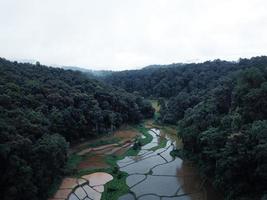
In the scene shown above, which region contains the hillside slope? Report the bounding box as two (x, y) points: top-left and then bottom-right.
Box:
(103, 56), (267, 199)
(0, 58), (154, 200)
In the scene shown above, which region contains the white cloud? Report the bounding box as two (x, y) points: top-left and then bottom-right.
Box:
(0, 0), (267, 70)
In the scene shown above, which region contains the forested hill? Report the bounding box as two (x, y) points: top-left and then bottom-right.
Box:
(103, 59), (239, 98)
(103, 56), (267, 200)
(103, 59), (241, 124)
(179, 58), (267, 199)
(103, 57), (267, 124)
(0, 58), (154, 200)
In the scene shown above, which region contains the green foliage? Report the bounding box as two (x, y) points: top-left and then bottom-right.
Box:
(101, 171), (129, 200)
(73, 166), (130, 200)
(0, 133), (68, 200)
(102, 56), (267, 199)
(150, 137), (167, 151)
(101, 125), (154, 200)
(132, 138), (142, 150)
(65, 154), (83, 174)
(135, 125), (153, 146)
(0, 58), (154, 200)
(177, 61), (267, 199)
(103, 59), (248, 124)
(2, 55), (267, 200)
(170, 149), (184, 158)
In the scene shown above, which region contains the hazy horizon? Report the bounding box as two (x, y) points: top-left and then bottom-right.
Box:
(1, 0), (267, 70)
(4, 55), (259, 72)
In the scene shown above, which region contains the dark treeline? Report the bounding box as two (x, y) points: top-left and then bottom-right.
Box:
(103, 60), (239, 98)
(103, 56), (267, 199)
(104, 59), (243, 123)
(179, 60), (267, 199)
(0, 58), (154, 200)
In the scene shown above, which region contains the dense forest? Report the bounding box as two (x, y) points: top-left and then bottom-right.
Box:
(104, 59), (242, 124)
(1, 56), (267, 200)
(0, 58), (154, 200)
(103, 56), (267, 200)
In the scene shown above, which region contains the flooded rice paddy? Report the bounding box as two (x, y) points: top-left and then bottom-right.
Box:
(117, 128), (223, 200)
(50, 127), (222, 200)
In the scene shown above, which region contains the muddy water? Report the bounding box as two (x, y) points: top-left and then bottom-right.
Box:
(117, 128), (223, 200)
(67, 172), (113, 200)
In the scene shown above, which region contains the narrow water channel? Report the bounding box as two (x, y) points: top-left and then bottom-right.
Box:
(117, 128), (223, 200)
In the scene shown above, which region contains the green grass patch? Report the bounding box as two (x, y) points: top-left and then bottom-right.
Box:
(105, 155), (122, 167)
(62, 123), (153, 200)
(150, 136), (167, 151)
(135, 124), (153, 146)
(104, 146), (140, 167)
(74, 154), (130, 200)
(101, 124), (155, 199)
(74, 163), (129, 200)
(74, 167), (111, 178)
(65, 154), (83, 174)
(101, 171), (129, 200)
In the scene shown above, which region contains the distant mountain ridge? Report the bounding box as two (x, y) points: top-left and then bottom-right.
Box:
(63, 66), (113, 77)
(142, 63), (185, 70)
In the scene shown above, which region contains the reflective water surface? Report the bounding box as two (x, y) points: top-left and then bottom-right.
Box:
(118, 128), (223, 200)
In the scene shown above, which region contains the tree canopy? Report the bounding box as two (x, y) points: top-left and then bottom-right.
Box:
(103, 56), (267, 199)
(0, 58), (154, 200)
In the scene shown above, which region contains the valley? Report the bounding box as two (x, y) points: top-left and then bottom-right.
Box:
(1, 57), (267, 200)
(50, 102), (223, 200)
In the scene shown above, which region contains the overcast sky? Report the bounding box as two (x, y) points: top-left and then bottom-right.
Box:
(1, 0), (267, 70)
